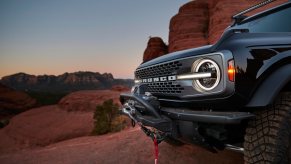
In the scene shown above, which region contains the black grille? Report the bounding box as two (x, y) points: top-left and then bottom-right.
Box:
(147, 82), (184, 94)
(135, 61), (182, 79)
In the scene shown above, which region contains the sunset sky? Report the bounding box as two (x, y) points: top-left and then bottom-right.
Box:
(0, 0), (189, 79)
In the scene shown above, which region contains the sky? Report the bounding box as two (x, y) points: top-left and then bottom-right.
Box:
(0, 0), (190, 79)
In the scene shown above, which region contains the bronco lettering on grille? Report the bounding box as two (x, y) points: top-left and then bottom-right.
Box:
(142, 76), (176, 83)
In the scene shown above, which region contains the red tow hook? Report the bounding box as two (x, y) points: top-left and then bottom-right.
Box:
(154, 136), (159, 164)
(140, 126), (166, 164)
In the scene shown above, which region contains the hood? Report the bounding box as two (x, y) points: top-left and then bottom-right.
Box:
(138, 45), (213, 69)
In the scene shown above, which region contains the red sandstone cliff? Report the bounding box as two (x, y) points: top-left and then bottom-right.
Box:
(143, 0), (287, 61)
(169, 1), (209, 52)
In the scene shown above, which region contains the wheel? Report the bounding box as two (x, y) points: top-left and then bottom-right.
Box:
(244, 92), (291, 164)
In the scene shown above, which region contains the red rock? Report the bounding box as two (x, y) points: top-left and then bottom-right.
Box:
(0, 105), (94, 153)
(143, 37), (168, 62)
(0, 84), (36, 118)
(168, 1), (209, 53)
(143, 0), (288, 62)
(0, 89), (131, 154)
(0, 128), (243, 163)
(58, 90), (125, 112)
(208, 0), (248, 44)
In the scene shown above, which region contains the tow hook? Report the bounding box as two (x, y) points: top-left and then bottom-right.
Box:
(121, 103), (137, 128)
(121, 102), (166, 143)
(140, 126), (166, 144)
(121, 102), (138, 123)
(140, 125), (166, 164)
(121, 102), (166, 163)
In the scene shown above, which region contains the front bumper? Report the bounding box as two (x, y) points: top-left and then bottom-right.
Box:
(120, 92), (255, 152)
(120, 93), (255, 131)
(120, 93), (172, 132)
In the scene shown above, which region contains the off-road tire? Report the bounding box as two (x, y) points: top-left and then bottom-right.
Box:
(244, 92), (291, 164)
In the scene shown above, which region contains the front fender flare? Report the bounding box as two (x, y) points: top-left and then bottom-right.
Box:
(246, 64), (291, 107)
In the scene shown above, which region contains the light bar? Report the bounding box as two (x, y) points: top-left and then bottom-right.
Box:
(134, 79), (142, 84)
(177, 72), (212, 80)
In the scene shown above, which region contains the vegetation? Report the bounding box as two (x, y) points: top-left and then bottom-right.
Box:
(92, 99), (127, 135)
(27, 91), (68, 105)
(0, 119), (9, 128)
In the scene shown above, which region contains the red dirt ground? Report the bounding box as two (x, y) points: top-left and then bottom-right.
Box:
(0, 127), (243, 164)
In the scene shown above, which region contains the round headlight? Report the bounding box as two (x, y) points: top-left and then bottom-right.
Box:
(192, 59), (221, 92)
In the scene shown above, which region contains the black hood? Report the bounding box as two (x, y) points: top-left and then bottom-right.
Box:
(138, 45), (213, 69)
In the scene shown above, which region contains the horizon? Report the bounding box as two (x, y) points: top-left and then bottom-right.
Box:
(0, 0), (189, 79)
(0, 71), (134, 80)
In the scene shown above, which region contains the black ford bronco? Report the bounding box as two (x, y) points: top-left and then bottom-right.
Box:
(120, 1), (291, 163)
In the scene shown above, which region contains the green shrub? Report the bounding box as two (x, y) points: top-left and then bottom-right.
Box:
(92, 99), (127, 135)
(27, 91), (68, 105)
(0, 119), (9, 128)
(110, 115), (128, 132)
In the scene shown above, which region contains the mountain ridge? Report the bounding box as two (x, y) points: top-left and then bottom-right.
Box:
(0, 71), (133, 92)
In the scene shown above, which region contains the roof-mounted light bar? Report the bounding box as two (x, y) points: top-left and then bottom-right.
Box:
(232, 0), (277, 23)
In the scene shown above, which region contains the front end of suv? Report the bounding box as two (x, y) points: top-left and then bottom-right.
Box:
(120, 47), (255, 151)
(120, 1), (291, 162)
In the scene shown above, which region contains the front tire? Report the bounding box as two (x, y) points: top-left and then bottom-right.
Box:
(244, 92), (291, 164)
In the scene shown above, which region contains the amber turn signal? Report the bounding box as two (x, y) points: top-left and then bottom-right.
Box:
(228, 60), (235, 82)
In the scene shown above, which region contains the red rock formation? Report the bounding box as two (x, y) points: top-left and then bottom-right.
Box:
(143, 0), (288, 61)
(169, 1), (209, 52)
(0, 105), (94, 153)
(0, 84), (36, 118)
(0, 89), (129, 153)
(207, 0), (250, 44)
(207, 0), (287, 44)
(58, 90), (125, 112)
(143, 37), (168, 62)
